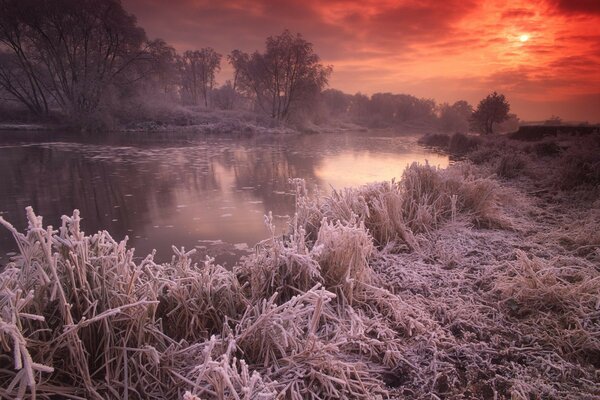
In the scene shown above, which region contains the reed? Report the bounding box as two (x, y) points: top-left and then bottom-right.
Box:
(2, 149), (597, 399)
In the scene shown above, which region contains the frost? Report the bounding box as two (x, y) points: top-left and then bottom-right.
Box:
(1, 148), (599, 399)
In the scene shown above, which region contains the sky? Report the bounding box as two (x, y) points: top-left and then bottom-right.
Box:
(123, 0), (600, 122)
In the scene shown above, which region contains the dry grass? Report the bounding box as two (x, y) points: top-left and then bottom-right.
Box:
(495, 250), (600, 364)
(556, 141), (600, 189)
(496, 153), (527, 179)
(1, 144), (599, 399)
(0, 205), (413, 399)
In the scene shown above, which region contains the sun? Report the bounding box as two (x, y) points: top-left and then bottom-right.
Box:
(519, 34), (530, 42)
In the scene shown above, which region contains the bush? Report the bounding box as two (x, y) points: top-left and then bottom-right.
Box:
(466, 147), (500, 165)
(448, 133), (480, 155)
(557, 146), (600, 189)
(496, 154), (527, 179)
(533, 141), (562, 157)
(418, 133), (450, 148)
(509, 125), (599, 141)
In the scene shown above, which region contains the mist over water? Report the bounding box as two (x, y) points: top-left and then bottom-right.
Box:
(0, 131), (448, 265)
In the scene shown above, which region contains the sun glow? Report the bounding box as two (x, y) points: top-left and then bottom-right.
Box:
(519, 34), (530, 42)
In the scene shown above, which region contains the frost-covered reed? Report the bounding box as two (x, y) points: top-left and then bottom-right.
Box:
(1, 155), (599, 399)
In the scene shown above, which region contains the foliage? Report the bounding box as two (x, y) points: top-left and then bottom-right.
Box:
(532, 140), (562, 157)
(230, 30), (332, 121)
(2, 148), (600, 398)
(496, 154), (527, 178)
(543, 115), (563, 126)
(180, 48), (222, 107)
(448, 132), (481, 155)
(471, 92), (510, 134)
(418, 133), (450, 148)
(437, 100), (473, 133)
(556, 140), (600, 189)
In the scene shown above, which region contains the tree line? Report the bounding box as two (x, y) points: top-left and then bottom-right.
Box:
(0, 0), (513, 134)
(0, 0), (332, 127)
(319, 89), (516, 134)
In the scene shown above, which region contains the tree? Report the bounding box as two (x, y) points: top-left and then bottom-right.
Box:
(0, 0), (151, 120)
(471, 92), (510, 134)
(180, 48), (221, 107)
(438, 100), (473, 133)
(544, 115), (562, 126)
(231, 30), (332, 121)
(146, 39), (179, 97)
(320, 89), (352, 117)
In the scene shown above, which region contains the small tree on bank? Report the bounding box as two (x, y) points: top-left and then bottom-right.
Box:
(471, 92), (510, 134)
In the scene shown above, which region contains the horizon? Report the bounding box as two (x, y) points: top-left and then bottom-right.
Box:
(123, 0), (600, 123)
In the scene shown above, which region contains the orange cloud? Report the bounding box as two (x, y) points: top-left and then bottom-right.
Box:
(124, 0), (600, 121)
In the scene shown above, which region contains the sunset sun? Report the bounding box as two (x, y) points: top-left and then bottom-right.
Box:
(519, 34), (530, 42)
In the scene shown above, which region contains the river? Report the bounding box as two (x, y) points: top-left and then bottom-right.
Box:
(0, 130), (448, 266)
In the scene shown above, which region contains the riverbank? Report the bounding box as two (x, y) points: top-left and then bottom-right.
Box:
(0, 132), (598, 399)
(0, 102), (440, 136)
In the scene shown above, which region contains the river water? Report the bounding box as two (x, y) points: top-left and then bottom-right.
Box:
(0, 130), (448, 265)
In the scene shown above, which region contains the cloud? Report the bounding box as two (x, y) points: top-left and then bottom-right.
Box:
(122, 0), (600, 122)
(547, 0), (600, 15)
(501, 8), (537, 19)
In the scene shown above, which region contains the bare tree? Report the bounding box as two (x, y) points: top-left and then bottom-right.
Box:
(146, 39), (179, 97)
(471, 92), (510, 134)
(0, 50), (49, 115)
(0, 0), (150, 120)
(180, 48), (221, 107)
(231, 30), (332, 121)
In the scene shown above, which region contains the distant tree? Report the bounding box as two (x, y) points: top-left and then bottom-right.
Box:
(212, 81), (243, 110)
(349, 92), (371, 121)
(393, 94), (436, 124)
(495, 113), (520, 133)
(438, 100), (473, 133)
(320, 89), (352, 117)
(180, 48), (222, 107)
(231, 30), (332, 121)
(227, 50), (246, 94)
(544, 115), (562, 126)
(347, 92), (437, 127)
(146, 39), (179, 97)
(0, 0), (150, 119)
(471, 92), (510, 134)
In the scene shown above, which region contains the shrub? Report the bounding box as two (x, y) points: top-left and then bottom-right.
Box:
(418, 133), (450, 148)
(467, 147), (500, 165)
(533, 141), (562, 157)
(448, 133), (481, 155)
(556, 144), (600, 189)
(496, 154), (527, 179)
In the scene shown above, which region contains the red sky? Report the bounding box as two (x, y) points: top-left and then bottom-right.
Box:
(123, 0), (600, 122)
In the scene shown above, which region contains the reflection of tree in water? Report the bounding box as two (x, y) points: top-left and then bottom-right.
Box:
(0, 143), (221, 255)
(0, 133), (348, 262)
(226, 145), (324, 216)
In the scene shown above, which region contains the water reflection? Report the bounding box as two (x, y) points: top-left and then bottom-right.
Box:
(316, 151), (448, 189)
(0, 131), (448, 265)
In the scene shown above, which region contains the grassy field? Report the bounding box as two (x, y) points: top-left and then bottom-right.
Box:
(1, 130), (599, 399)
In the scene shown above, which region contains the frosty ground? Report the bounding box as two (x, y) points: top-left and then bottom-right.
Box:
(0, 131), (598, 399)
